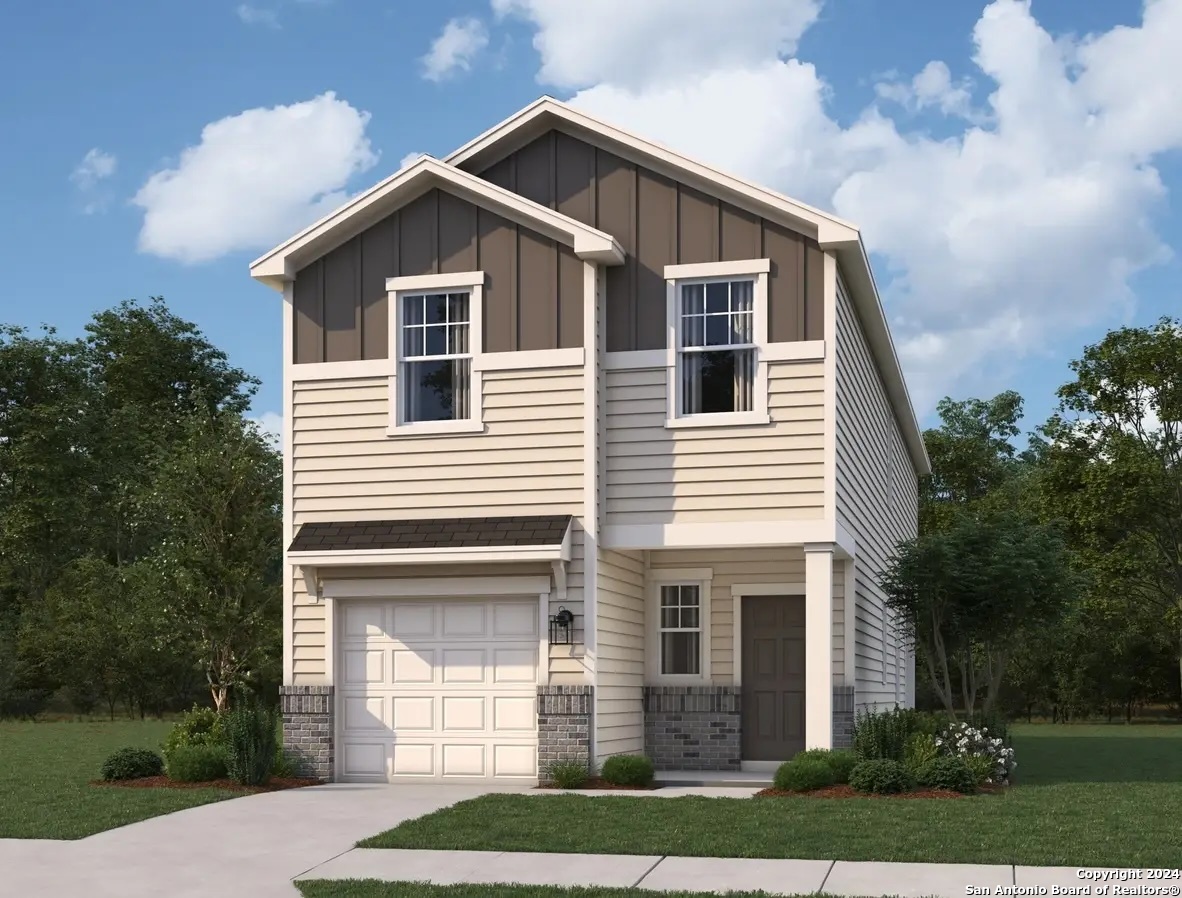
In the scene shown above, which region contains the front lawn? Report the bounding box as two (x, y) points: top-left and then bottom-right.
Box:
(359, 723), (1182, 867)
(297, 883), (809, 898)
(0, 720), (237, 839)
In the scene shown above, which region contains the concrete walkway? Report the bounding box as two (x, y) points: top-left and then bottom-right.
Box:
(301, 848), (1125, 897)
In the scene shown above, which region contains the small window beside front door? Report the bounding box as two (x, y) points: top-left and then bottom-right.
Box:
(659, 584), (702, 675)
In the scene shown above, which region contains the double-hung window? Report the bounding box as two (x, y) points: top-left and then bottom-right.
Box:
(659, 584), (702, 675)
(664, 260), (770, 428)
(386, 271), (485, 435)
(648, 568), (712, 681)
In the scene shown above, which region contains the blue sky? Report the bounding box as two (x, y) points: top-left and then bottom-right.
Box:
(1, 0), (1179, 441)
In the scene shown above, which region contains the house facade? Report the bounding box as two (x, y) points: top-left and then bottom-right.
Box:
(251, 97), (929, 783)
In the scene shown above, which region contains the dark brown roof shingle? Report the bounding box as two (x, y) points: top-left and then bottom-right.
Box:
(288, 514), (572, 553)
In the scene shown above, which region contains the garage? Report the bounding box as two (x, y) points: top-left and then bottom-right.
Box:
(336, 596), (541, 783)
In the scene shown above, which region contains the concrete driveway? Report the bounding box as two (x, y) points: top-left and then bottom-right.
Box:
(0, 783), (508, 898)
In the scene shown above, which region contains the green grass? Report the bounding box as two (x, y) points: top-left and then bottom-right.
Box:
(0, 719), (237, 839)
(296, 883), (821, 898)
(359, 723), (1182, 867)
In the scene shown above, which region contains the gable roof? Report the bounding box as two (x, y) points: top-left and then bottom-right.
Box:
(249, 155), (624, 291)
(446, 97), (929, 476)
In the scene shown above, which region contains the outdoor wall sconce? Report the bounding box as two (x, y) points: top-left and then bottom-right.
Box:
(549, 607), (575, 645)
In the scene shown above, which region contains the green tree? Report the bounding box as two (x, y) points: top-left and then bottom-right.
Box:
(882, 509), (1079, 716)
(1040, 317), (1182, 701)
(144, 405), (282, 710)
(920, 391), (1026, 535)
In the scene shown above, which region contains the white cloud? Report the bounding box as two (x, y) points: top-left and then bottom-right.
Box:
(236, 4), (280, 28)
(422, 17), (489, 82)
(133, 91), (378, 264)
(875, 61), (978, 120)
(502, 0), (1182, 413)
(492, 0), (820, 91)
(71, 147), (117, 189)
(70, 148), (117, 214)
(249, 411), (283, 449)
(399, 151), (425, 169)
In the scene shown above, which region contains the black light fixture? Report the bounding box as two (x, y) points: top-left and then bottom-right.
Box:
(549, 606), (575, 645)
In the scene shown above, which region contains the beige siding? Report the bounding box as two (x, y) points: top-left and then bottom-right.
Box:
(288, 534), (587, 683)
(604, 362), (826, 526)
(833, 271), (919, 710)
(646, 548), (844, 685)
(293, 367), (583, 518)
(595, 549), (646, 758)
(288, 366), (587, 684)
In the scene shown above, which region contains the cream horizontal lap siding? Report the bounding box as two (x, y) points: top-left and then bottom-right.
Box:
(603, 361), (826, 526)
(288, 366), (587, 684)
(293, 367), (583, 516)
(646, 548), (844, 685)
(595, 548), (646, 757)
(833, 271), (919, 710)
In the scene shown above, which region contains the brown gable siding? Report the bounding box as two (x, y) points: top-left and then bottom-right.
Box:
(291, 187), (583, 363)
(475, 129), (825, 351)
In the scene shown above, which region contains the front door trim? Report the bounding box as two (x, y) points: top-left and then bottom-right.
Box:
(730, 582), (805, 689)
(734, 587), (807, 762)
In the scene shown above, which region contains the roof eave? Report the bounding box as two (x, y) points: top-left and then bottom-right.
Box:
(823, 235), (932, 477)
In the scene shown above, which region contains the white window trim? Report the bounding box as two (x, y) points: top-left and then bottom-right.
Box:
(386, 271), (485, 437)
(663, 259), (771, 430)
(646, 567), (713, 683)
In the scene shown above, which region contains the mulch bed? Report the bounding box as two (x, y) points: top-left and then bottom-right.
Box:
(536, 777), (659, 791)
(91, 776), (321, 794)
(757, 784), (972, 799)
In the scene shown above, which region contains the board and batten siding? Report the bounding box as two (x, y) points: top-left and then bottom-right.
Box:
(291, 187), (584, 363)
(603, 361), (826, 526)
(288, 366), (587, 684)
(646, 548), (845, 685)
(595, 548), (647, 758)
(473, 129), (824, 352)
(833, 270), (920, 710)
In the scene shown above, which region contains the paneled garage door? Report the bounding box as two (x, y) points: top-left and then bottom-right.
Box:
(337, 598), (540, 782)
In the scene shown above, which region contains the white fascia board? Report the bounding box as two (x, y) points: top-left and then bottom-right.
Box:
(444, 98), (861, 246)
(288, 543), (569, 567)
(825, 237), (930, 476)
(249, 155), (622, 289)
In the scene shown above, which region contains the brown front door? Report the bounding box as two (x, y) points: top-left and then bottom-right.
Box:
(741, 595), (806, 761)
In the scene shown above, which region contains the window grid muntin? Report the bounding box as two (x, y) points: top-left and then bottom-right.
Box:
(659, 584), (702, 676)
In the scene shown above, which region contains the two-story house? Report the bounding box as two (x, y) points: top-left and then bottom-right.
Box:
(250, 97), (929, 784)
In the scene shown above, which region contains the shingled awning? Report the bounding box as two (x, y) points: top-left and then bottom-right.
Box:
(288, 514), (572, 553)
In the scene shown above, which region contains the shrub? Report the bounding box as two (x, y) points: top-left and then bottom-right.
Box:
(903, 732), (940, 775)
(272, 747), (299, 779)
(163, 705), (225, 759)
(101, 747), (165, 781)
(223, 702), (279, 786)
(167, 744), (227, 782)
(600, 755), (654, 787)
(774, 758), (836, 792)
(546, 761), (590, 789)
(852, 707), (915, 762)
(936, 721), (1016, 785)
(917, 756), (977, 794)
(849, 759), (915, 795)
(793, 748), (858, 784)
(963, 753), (997, 786)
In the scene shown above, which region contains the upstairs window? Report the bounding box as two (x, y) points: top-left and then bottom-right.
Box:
(664, 260), (771, 428)
(678, 279), (755, 416)
(401, 291), (471, 422)
(387, 271), (485, 436)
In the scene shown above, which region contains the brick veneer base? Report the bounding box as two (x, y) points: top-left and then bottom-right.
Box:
(833, 685), (855, 749)
(280, 685), (334, 781)
(644, 686), (741, 771)
(538, 685), (593, 776)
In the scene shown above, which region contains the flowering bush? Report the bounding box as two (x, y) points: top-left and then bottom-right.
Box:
(935, 721), (1016, 785)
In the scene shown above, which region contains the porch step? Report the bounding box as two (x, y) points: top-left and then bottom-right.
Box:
(655, 770), (773, 788)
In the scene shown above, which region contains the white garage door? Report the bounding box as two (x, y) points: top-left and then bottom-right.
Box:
(337, 597), (540, 782)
